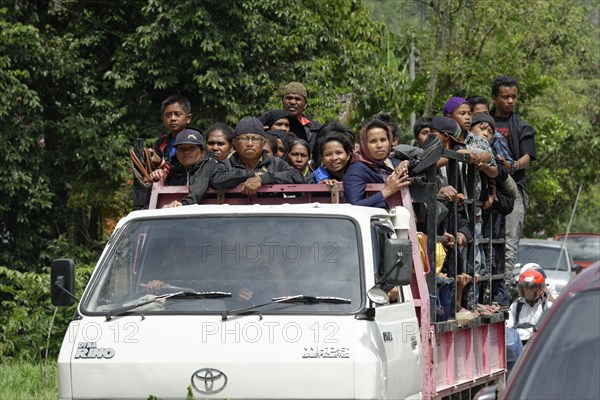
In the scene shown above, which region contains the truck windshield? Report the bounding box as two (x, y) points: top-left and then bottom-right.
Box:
(82, 216), (363, 315)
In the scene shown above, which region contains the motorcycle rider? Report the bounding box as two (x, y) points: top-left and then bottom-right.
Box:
(517, 263), (556, 302)
(506, 268), (553, 344)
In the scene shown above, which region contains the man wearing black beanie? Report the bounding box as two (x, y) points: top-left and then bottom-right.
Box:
(210, 117), (304, 196)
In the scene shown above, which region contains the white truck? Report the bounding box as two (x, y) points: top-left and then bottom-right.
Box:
(51, 183), (506, 399)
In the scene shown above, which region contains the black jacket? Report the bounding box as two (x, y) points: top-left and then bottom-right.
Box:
(490, 110), (536, 190)
(210, 151), (304, 190)
(289, 116), (322, 154)
(178, 154), (220, 205)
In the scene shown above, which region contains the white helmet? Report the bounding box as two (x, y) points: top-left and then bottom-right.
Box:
(520, 263), (547, 279)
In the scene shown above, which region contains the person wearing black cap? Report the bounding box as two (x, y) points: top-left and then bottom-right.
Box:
(281, 82), (322, 153)
(150, 129), (220, 207)
(427, 116), (475, 244)
(430, 116), (464, 150)
(260, 109), (292, 133)
(150, 129), (205, 185)
(429, 116), (479, 311)
(210, 117), (304, 196)
(265, 130), (290, 159)
(471, 113), (514, 169)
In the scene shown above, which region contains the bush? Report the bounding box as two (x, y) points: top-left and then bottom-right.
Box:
(0, 264), (94, 362)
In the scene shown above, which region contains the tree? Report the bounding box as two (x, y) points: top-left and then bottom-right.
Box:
(368, 0), (600, 236)
(0, 2), (138, 270)
(106, 0), (406, 130)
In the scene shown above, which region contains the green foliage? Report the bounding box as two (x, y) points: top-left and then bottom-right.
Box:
(0, 12), (53, 269)
(0, 361), (57, 399)
(107, 0), (405, 131)
(0, 4), (134, 270)
(187, 385), (195, 400)
(146, 386), (197, 400)
(369, 0), (600, 235)
(0, 264), (94, 361)
(570, 183), (600, 233)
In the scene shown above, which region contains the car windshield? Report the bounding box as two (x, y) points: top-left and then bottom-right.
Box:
(508, 290), (600, 399)
(81, 216), (363, 315)
(556, 236), (600, 262)
(516, 243), (571, 271)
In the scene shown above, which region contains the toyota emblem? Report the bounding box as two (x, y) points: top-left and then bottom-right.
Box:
(191, 368), (228, 394)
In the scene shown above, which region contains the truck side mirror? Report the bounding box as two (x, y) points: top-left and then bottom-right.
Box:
(573, 264), (582, 274)
(367, 287), (389, 305)
(381, 238), (413, 286)
(51, 259), (77, 307)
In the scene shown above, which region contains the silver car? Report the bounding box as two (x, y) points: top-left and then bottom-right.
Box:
(515, 238), (580, 298)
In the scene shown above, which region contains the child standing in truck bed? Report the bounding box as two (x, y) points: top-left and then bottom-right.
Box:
(150, 94), (199, 174)
(134, 95), (197, 210)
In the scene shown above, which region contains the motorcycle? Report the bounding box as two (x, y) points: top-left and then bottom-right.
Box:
(506, 322), (536, 374)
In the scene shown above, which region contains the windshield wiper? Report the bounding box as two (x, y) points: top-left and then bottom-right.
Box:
(158, 284), (233, 298)
(106, 290), (232, 320)
(221, 294), (351, 321)
(272, 295), (352, 304)
(170, 290), (232, 299)
(106, 291), (184, 321)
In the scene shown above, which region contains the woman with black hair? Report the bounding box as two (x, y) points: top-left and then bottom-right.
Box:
(313, 132), (354, 185)
(343, 119), (410, 208)
(286, 138), (314, 183)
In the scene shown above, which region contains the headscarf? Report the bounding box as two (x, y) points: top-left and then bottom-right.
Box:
(443, 96), (469, 116)
(352, 120), (394, 171)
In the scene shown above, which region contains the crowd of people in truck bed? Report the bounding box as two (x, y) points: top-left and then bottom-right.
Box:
(133, 75), (539, 321)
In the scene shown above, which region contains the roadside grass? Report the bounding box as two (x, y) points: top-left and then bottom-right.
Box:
(0, 360), (57, 400)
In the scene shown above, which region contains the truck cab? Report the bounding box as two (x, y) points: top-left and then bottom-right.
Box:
(53, 199), (426, 399)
